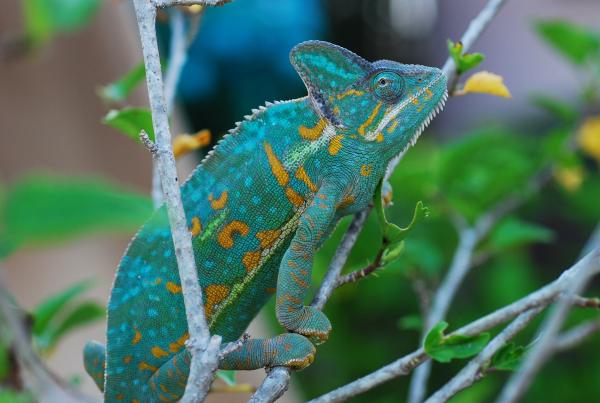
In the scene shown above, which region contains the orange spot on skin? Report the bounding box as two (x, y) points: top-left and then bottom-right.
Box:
(166, 281), (182, 294)
(298, 118), (327, 141)
(387, 119), (399, 133)
(242, 250), (261, 272)
(360, 164), (372, 177)
(295, 167), (318, 192)
(139, 362), (158, 372)
(256, 229), (282, 249)
(116, 394), (125, 400)
(217, 220), (250, 249)
(132, 329), (142, 345)
(333, 106), (340, 115)
(208, 191), (228, 210)
(358, 102), (382, 136)
(328, 135), (344, 155)
(375, 133), (384, 143)
(411, 97), (420, 105)
(290, 272), (309, 288)
(123, 355), (132, 364)
(133, 400), (139, 403)
(189, 217), (202, 237)
(154, 277), (163, 285)
(263, 142), (289, 186)
(425, 88), (433, 99)
(337, 88), (364, 100)
(266, 287), (276, 294)
(169, 332), (189, 353)
(151, 346), (170, 358)
(285, 187), (304, 207)
(204, 285), (230, 318)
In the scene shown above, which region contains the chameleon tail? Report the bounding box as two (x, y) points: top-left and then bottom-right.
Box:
(83, 340), (106, 392)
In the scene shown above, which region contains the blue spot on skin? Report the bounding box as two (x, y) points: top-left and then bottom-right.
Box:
(141, 265), (152, 274)
(204, 260), (215, 269)
(269, 206), (277, 214)
(130, 287), (141, 296)
(252, 195), (260, 205)
(148, 309), (158, 317)
(239, 205), (247, 214)
(244, 177), (253, 187)
(148, 329), (157, 338)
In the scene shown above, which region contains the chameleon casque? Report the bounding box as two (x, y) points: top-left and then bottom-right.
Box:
(83, 40), (447, 402)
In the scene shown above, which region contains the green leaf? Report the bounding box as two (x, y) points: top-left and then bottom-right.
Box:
(447, 39), (485, 74)
(381, 241), (405, 265)
(24, 0), (101, 46)
(37, 302), (104, 350)
(99, 62), (146, 103)
(535, 20), (600, 65)
(489, 217), (554, 251)
(424, 321), (490, 363)
(531, 94), (578, 123)
(374, 182), (429, 245)
(490, 342), (527, 371)
(1, 175), (153, 256)
(32, 280), (93, 336)
(103, 108), (155, 142)
(216, 370), (236, 386)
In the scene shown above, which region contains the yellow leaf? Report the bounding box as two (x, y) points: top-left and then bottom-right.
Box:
(577, 116), (600, 164)
(457, 71), (512, 98)
(554, 166), (584, 192)
(172, 129), (211, 159)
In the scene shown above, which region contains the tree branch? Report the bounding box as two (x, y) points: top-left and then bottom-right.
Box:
(131, 1), (219, 401)
(495, 247), (600, 403)
(153, 0), (232, 7)
(554, 318), (600, 352)
(424, 307), (543, 403)
(308, 248), (600, 402)
(0, 271), (89, 403)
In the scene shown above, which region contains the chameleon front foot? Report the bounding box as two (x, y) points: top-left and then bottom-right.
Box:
(278, 306), (331, 345)
(220, 333), (316, 371)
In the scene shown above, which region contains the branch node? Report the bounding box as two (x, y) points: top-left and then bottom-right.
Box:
(140, 130), (158, 155)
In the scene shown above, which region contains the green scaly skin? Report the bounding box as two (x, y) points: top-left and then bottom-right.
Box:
(83, 40), (447, 402)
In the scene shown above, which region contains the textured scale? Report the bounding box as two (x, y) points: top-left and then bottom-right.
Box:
(84, 40), (447, 402)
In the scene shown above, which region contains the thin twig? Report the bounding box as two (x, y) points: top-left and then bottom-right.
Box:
(308, 248), (600, 403)
(131, 1), (219, 401)
(218, 333), (250, 359)
(554, 318), (600, 352)
(424, 307), (543, 403)
(495, 248), (600, 403)
(335, 245), (385, 288)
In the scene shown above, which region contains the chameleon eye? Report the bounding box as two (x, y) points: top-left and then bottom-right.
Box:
(371, 71), (404, 103)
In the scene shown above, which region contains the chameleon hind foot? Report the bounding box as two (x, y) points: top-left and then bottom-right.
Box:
(278, 306), (331, 345)
(220, 333), (316, 370)
(83, 340), (106, 392)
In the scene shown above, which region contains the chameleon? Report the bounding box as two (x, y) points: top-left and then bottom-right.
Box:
(83, 40), (447, 402)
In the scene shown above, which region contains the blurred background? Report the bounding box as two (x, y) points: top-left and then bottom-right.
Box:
(1, 0), (600, 402)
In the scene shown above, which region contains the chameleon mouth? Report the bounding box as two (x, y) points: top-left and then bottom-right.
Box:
(405, 89), (448, 150)
(383, 88), (448, 180)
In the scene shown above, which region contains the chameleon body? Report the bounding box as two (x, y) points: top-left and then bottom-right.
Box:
(84, 40), (447, 402)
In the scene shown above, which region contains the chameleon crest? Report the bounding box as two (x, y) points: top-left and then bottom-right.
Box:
(84, 40), (447, 402)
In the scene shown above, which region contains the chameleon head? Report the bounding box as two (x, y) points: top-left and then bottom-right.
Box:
(291, 40), (447, 162)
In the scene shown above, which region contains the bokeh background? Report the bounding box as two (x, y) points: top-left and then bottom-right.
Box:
(1, 0), (600, 402)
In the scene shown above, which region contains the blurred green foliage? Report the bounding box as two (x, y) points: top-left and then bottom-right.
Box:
(447, 40), (485, 75)
(98, 62), (147, 104)
(103, 108), (156, 143)
(0, 175), (153, 259)
(23, 0), (100, 47)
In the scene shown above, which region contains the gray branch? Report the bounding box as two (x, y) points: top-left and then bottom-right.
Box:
(309, 247), (600, 402)
(425, 307), (543, 403)
(153, 0), (232, 7)
(554, 318), (600, 352)
(131, 1), (219, 401)
(495, 247), (600, 403)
